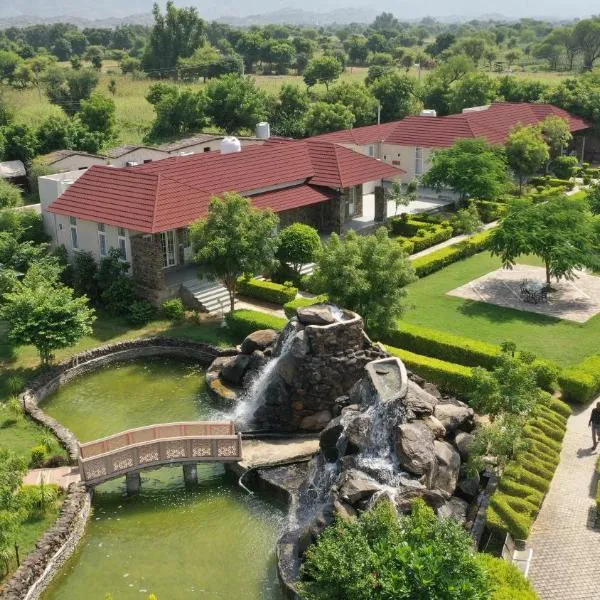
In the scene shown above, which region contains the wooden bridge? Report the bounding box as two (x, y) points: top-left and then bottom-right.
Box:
(78, 421), (242, 490)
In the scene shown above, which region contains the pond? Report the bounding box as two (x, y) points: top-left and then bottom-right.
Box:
(40, 358), (285, 600)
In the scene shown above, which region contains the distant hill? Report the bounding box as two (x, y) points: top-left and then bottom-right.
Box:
(217, 7), (378, 26)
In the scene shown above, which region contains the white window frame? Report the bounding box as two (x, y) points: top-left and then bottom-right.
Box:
(118, 227), (127, 260)
(415, 147), (424, 176)
(368, 145), (375, 157)
(69, 216), (78, 249)
(97, 223), (107, 258)
(161, 230), (176, 268)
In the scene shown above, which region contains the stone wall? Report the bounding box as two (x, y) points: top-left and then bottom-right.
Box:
(20, 338), (237, 461)
(278, 203), (328, 231)
(0, 484), (91, 600)
(131, 234), (165, 291)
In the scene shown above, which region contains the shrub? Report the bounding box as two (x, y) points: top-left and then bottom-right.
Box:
(0, 179), (23, 209)
(551, 156), (579, 180)
(283, 294), (328, 319)
(161, 298), (185, 321)
(392, 221), (454, 254)
(276, 223), (321, 274)
(487, 494), (536, 540)
(386, 345), (473, 396)
(548, 398), (572, 419)
(127, 300), (155, 326)
(383, 322), (500, 369)
(475, 553), (539, 600)
(559, 355), (600, 403)
(503, 465), (550, 494)
(497, 478), (544, 506)
(237, 277), (298, 305)
(389, 216), (431, 236)
(16, 483), (61, 518)
(225, 309), (286, 339)
(532, 360), (559, 392)
(473, 200), (508, 223)
(6, 374), (25, 395)
(29, 445), (47, 468)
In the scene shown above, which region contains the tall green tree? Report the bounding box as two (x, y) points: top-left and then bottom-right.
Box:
(489, 196), (599, 285)
(505, 125), (549, 193)
(1, 261), (95, 364)
(323, 82), (378, 127)
(205, 74), (268, 134)
(573, 18), (600, 70)
(276, 223), (321, 276)
(303, 102), (355, 136)
(300, 499), (490, 600)
(271, 84), (310, 138)
(369, 71), (418, 123)
(43, 67), (99, 115)
(146, 87), (208, 140)
(422, 138), (509, 200)
(190, 193), (279, 312)
(311, 227), (416, 333)
(539, 115), (572, 160)
(142, 1), (205, 74)
(303, 56), (343, 90)
(446, 72), (498, 114)
(77, 92), (117, 147)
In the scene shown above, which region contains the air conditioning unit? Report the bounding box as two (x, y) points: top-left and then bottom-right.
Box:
(126, 161), (139, 167)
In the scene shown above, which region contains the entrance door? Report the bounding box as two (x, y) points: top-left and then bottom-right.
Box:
(161, 230), (176, 268)
(347, 187), (356, 217)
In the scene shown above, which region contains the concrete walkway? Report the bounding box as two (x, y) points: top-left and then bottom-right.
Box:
(23, 466), (81, 489)
(528, 399), (600, 600)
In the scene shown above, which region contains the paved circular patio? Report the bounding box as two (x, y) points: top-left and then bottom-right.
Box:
(447, 265), (600, 323)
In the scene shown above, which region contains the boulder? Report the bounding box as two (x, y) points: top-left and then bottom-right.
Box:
(457, 467), (480, 499)
(434, 403), (474, 433)
(403, 385), (437, 420)
(338, 469), (382, 505)
(333, 498), (357, 521)
(240, 329), (278, 354)
(454, 432), (475, 461)
(433, 440), (461, 495)
(220, 353), (251, 385)
(437, 496), (469, 524)
(395, 422), (436, 475)
(205, 356), (240, 403)
(319, 416), (344, 462)
(247, 349), (269, 372)
(300, 410), (332, 431)
(394, 476), (448, 511)
(344, 412), (372, 454)
(421, 415), (446, 439)
(297, 304), (337, 326)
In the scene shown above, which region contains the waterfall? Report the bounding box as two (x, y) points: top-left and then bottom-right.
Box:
(234, 325), (296, 426)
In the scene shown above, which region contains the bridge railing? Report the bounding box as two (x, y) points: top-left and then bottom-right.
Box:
(78, 421), (242, 486)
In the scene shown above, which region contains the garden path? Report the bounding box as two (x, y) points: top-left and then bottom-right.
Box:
(528, 399), (600, 600)
(23, 466), (81, 489)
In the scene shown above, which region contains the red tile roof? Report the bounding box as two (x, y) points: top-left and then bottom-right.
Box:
(312, 102), (591, 148)
(47, 140), (403, 233)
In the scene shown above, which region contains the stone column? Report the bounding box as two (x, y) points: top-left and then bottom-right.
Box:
(183, 463), (198, 486)
(354, 184), (363, 217)
(374, 186), (386, 222)
(326, 194), (345, 234)
(130, 234), (165, 292)
(126, 471), (141, 495)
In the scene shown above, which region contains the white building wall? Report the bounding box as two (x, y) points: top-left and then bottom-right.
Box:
(108, 148), (169, 167)
(380, 144), (434, 182)
(48, 155), (106, 172)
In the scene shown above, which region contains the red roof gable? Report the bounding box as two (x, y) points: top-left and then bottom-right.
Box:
(47, 140), (404, 233)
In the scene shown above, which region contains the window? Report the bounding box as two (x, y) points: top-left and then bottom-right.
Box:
(415, 147), (424, 176)
(204, 147), (211, 152)
(118, 227), (127, 260)
(368, 145), (375, 157)
(160, 231), (176, 267)
(98, 223), (107, 257)
(69, 216), (78, 249)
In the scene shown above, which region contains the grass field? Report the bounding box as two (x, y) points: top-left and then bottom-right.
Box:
(1, 61), (576, 147)
(401, 252), (600, 366)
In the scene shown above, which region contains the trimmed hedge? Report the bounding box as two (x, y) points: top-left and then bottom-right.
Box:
(411, 229), (493, 277)
(383, 322), (501, 370)
(225, 309), (286, 339)
(237, 277), (298, 305)
(559, 354), (600, 404)
(385, 345), (473, 396)
(475, 553), (540, 600)
(283, 294), (328, 319)
(486, 400), (570, 540)
(389, 217), (431, 236)
(390, 218), (454, 255)
(473, 200), (508, 223)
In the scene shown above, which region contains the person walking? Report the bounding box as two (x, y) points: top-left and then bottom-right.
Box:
(588, 402), (600, 449)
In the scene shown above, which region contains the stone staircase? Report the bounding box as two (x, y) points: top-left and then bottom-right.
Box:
(299, 262), (315, 276)
(181, 277), (231, 314)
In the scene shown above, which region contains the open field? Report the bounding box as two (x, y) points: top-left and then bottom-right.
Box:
(0, 62), (577, 146)
(401, 252), (600, 366)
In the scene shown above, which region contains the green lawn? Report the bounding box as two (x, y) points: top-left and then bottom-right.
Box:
(0, 313), (236, 460)
(401, 252), (600, 366)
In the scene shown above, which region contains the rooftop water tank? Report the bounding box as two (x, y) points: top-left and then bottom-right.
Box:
(220, 136), (242, 154)
(420, 109), (437, 117)
(255, 122), (271, 140)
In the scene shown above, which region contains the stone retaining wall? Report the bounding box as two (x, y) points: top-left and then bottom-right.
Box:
(19, 337), (237, 461)
(0, 483), (91, 600)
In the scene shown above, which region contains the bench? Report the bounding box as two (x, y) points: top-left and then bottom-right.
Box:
(502, 533), (533, 578)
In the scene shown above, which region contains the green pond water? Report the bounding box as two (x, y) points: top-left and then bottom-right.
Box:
(41, 358), (286, 600)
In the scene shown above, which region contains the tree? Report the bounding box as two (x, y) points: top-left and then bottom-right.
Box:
(573, 18), (600, 70)
(587, 184), (600, 215)
(422, 139), (509, 200)
(0, 51), (23, 83)
(446, 72), (498, 114)
(345, 35), (369, 65)
(205, 74), (268, 134)
(300, 499), (490, 600)
(177, 44), (221, 81)
(262, 40), (296, 75)
(142, 1), (205, 74)
(276, 223), (321, 276)
(77, 93), (117, 148)
(52, 37), (72, 61)
(386, 180), (417, 214)
(85, 45), (104, 70)
(551, 155), (579, 179)
(190, 193), (279, 312)
(369, 71), (418, 123)
(271, 84), (310, 138)
(303, 56), (343, 90)
(323, 82), (378, 127)
(108, 79), (117, 96)
(425, 32), (456, 57)
(43, 67), (99, 115)
(120, 56), (141, 75)
(311, 227), (416, 333)
(489, 196), (599, 285)
(0, 180), (22, 209)
(236, 32), (264, 74)
(146, 87), (208, 140)
(2, 123), (38, 163)
(453, 203), (482, 237)
(1, 262), (95, 364)
(539, 115), (572, 160)
(505, 125), (549, 194)
(303, 102), (355, 136)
